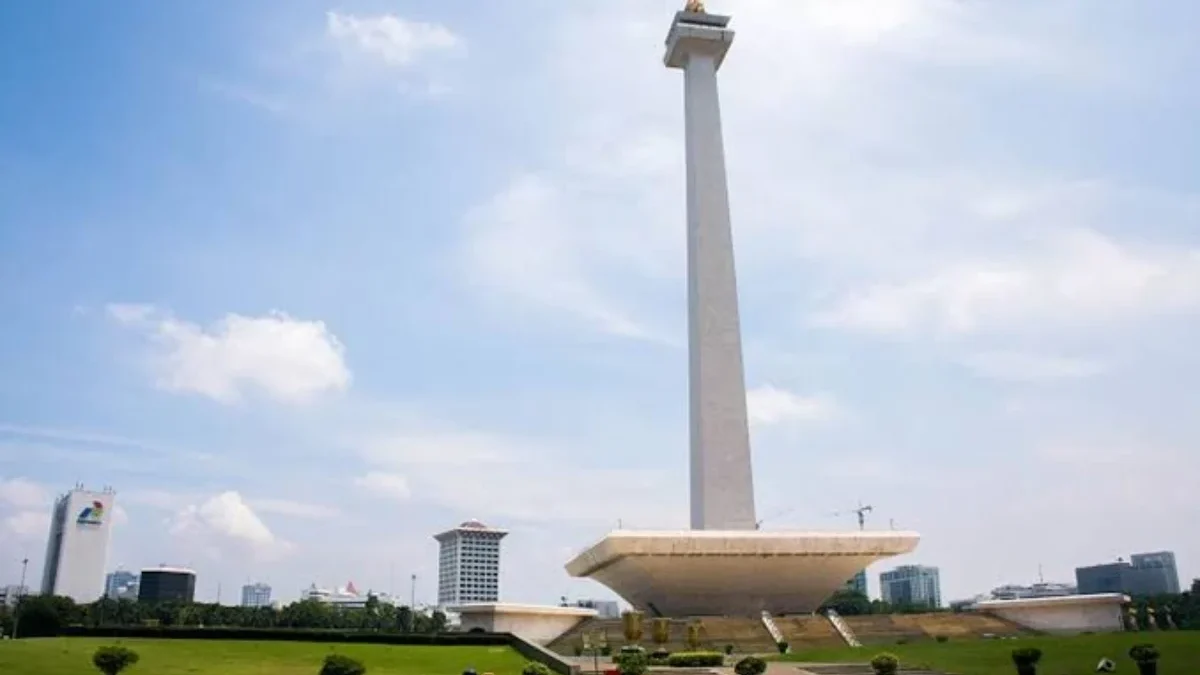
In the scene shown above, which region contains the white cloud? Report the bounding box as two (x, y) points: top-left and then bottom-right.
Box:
(0, 477), (48, 510)
(959, 351), (1106, 383)
(170, 491), (293, 560)
(746, 385), (843, 426)
(108, 305), (351, 404)
(815, 229), (1200, 337)
(4, 511), (49, 539)
(354, 472), (411, 501)
(326, 12), (460, 67)
(359, 429), (680, 526)
(461, 174), (670, 341)
(249, 498), (340, 520)
(0, 477), (50, 543)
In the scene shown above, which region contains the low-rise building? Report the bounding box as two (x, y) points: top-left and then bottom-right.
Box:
(990, 583), (1077, 600)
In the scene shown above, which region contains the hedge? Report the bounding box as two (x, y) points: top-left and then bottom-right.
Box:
(58, 626), (578, 675)
(59, 626), (510, 645)
(666, 651), (724, 667)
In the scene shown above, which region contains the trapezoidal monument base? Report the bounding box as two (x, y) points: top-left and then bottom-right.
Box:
(565, 530), (920, 616)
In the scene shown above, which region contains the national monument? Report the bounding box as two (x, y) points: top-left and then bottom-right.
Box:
(565, 4), (920, 616)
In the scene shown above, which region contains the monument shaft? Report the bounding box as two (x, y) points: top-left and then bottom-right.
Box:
(667, 12), (756, 531)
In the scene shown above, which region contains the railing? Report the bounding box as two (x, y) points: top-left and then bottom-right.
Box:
(759, 611), (784, 646)
(825, 609), (861, 648)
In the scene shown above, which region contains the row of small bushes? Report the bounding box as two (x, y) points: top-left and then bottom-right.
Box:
(92, 647), (369, 675)
(864, 644), (1164, 675)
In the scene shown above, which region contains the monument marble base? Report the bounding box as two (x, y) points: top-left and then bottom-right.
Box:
(566, 530), (920, 616)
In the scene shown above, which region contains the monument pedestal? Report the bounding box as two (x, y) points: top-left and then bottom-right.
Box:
(566, 530), (920, 616)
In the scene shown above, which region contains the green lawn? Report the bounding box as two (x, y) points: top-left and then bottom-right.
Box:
(781, 632), (1200, 675)
(0, 638), (530, 675)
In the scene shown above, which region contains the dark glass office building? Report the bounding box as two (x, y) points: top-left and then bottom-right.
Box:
(137, 567), (196, 603)
(1076, 551), (1180, 597)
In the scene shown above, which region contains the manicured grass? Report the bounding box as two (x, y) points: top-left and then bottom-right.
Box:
(0, 637), (529, 675)
(781, 632), (1200, 675)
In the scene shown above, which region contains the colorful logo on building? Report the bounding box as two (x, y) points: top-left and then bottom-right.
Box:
(77, 501), (105, 525)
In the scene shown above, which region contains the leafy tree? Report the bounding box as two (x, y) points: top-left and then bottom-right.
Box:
(429, 610), (448, 633)
(15, 595), (69, 637)
(92, 645), (140, 675)
(819, 590), (871, 616)
(396, 605), (414, 633)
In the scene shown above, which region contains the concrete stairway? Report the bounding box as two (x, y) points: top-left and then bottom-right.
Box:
(824, 609), (862, 648)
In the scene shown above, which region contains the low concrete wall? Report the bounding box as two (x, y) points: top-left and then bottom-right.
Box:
(975, 593), (1129, 634)
(452, 603), (597, 646)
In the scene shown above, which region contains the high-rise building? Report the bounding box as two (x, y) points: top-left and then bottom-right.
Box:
(1076, 551), (1181, 596)
(241, 582), (272, 607)
(846, 570), (869, 596)
(880, 565), (942, 609)
(435, 520), (506, 606)
(40, 486), (117, 602)
(105, 569), (139, 600)
(137, 567), (196, 603)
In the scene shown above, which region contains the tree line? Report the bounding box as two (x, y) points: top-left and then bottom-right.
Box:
(0, 593), (449, 638)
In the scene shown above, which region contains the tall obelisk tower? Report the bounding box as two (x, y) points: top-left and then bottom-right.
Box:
(666, 5), (756, 531)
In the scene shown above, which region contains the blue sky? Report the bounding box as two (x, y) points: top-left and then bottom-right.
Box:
(2, 0), (1199, 606)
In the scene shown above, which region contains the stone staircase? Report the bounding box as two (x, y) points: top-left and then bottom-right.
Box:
(760, 611), (785, 646)
(824, 609), (862, 648)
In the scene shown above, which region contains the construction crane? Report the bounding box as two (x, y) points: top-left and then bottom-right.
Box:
(755, 507), (795, 530)
(832, 501), (873, 531)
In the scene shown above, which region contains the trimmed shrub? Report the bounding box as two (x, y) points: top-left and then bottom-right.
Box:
(573, 645), (583, 657)
(724, 643), (734, 655)
(600, 645), (612, 656)
(870, 652), (899, 675)
(775, 640), (789, 654)
(666, 651), (724, 667)
(1130, 644), (1160, 675)
(1011, 647), (1042, 675)
(615, 649), (648, 675)
(92, 646), (140, 675)
(1129, 644), (1160, 663)
(935, 635), (949, 643)
(734, 656), (767, 675)
(522, 662), (553, 675)
(321, 654), (366, 675)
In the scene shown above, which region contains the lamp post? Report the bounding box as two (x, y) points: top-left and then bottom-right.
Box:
(13, 557), (28, 639)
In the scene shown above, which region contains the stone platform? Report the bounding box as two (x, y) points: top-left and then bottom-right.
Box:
(565, 530), (919, 616)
